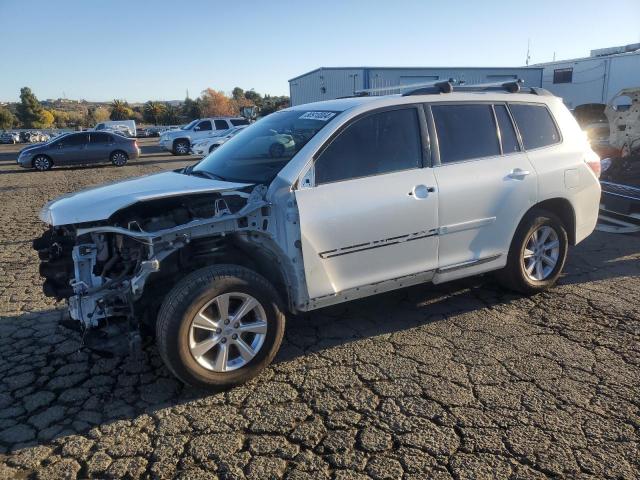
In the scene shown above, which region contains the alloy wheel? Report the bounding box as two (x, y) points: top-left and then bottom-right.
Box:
(112, 152), (127, 166)
(522, 226), (560, 281)
(176, 142), (189, 154)
(188, 292), (268, 372)
(33, 156), (50, 171)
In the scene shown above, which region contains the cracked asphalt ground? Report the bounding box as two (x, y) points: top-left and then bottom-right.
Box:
(0, 139), (638, 479)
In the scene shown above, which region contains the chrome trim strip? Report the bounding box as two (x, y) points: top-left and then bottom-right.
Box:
(318, 229), (438, 259)
(438, 217), (496, 235)
(437, 254), (502, 273)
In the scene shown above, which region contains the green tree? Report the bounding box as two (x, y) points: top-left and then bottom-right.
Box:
(181, 97), (202, 122)
(244, 89), (262, 107)
(232, 87), (245, 101)
(0, 107), (16, 129)
(52, 110), (69, 128)
(143, 101), (167, 125)
(34, 110), (55, 128)
(88, 106), (110, 125)
(16, 87), (45, 128)
(161, 103), (180, 125)
(109, 99), (134, 121)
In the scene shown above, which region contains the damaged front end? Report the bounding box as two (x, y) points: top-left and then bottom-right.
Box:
(33, 182), (275, 351)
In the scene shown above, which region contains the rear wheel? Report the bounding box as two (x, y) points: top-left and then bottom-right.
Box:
(496, 209), (568, 294)
(174, 139), (190, 155)
(32, 155), (52, 171)
(110, 150), (128, 167)
(156, 265), (285, 388)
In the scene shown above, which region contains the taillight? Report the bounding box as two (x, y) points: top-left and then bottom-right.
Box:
(585, 150), (601, 178)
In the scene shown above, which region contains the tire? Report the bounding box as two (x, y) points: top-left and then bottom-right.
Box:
(110, 150), (128, 167)
(269, 142), (285, 158)
(32, 155), (52, 171)
(156, 265), (286, 388)
(173, 139), (190, 155)
(496, 209), (568, 294)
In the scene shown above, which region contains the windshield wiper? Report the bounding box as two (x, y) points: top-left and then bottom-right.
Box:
(187, 168), (228, 182)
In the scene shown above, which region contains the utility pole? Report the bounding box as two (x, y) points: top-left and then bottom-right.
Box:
(526, 39), (531, 66)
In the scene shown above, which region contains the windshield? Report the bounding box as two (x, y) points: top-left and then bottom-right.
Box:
(193, 110), (339, 184)
(182, 120), (198, 130)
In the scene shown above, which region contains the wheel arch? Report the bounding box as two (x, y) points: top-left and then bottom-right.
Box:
(172, 137), (190, 148)
(110, 149), (129, 158)
(143, 233), (297, 318)
(520, 197), (577, 245)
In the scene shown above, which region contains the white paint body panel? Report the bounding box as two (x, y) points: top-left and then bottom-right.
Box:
(295, 168), (439, 299)
(40, 171), (251, 226)
(433, 151), (537, 271)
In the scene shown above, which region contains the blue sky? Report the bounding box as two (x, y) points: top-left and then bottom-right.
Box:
(1, 0), (638, 102)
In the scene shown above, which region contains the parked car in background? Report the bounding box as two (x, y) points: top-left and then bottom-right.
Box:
(94, 120), (137, 137)
(17, 131), (140, 171)
(104, 125), (134, 137)
(137, 128), (150, 138)
(190, 126), (247, 156)
(0, 131), (20, 144)
(33, 81), (601, 387)
(159, 117), (250, 155)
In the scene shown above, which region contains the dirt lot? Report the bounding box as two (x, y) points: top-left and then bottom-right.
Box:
(0, 139), (638, 479)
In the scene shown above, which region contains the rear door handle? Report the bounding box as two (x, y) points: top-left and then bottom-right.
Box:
(409, 185), (436, 199)
(508, 168), (531, 179)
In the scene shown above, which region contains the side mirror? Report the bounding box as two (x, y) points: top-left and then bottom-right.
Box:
(194, 126), (201, 131)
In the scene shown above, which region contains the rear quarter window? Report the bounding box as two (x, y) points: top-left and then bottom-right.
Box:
(509, 104), (560, 150)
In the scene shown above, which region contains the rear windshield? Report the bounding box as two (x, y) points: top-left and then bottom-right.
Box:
(194, 110), (339, 184)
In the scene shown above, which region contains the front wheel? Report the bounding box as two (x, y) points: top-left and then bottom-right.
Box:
(32, 155), (52, 171)
(156, 265), (286, 388)
(496, 209), (568, 294)
(173, 139), (190, 155)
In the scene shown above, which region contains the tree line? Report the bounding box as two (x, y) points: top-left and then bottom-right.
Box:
(0, 87), (290, 129)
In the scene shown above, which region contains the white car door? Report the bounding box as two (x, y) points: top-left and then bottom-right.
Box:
(295, 106), (439, 299)
(430, 103), (537, 276)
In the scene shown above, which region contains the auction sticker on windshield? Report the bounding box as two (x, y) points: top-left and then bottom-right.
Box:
(299, 111), (336, 121)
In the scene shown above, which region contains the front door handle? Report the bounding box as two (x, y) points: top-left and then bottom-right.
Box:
(508, 168), (531, 179)
(409, 185), (436, 199)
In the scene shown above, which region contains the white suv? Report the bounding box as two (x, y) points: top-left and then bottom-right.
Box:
(34, 81), (601, 387)
(159, 117), (250, 155)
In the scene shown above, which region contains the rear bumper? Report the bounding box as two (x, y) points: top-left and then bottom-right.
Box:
(600, 181), (640, 221)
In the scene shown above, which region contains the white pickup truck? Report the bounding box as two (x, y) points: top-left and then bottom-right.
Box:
(159, 117), (250, 155)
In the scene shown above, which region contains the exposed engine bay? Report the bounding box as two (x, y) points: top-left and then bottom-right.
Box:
(33, 184), (295, 340)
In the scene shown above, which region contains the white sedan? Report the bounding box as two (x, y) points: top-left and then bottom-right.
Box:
(190, 126), (247, 157)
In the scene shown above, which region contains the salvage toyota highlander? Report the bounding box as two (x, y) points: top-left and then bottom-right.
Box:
(34, 80), (601, 387)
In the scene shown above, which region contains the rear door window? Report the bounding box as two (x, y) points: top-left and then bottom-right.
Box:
(493, 105), (521, 154)
(214, 119), (229, 130)
(432, 104), (500, 163)
(90, 133), (111, 144)
(231, 119), (250, 126)
(508, 104), (560, 150)
(315, 107), (423, 184)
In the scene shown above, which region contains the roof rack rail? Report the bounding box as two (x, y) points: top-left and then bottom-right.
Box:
(402, 78), (545, 96)
(352, 78), (457, 97)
